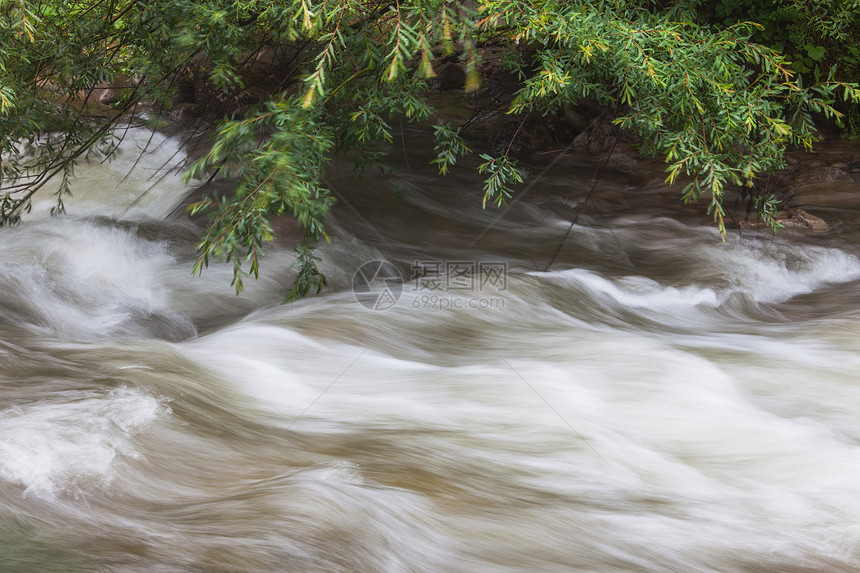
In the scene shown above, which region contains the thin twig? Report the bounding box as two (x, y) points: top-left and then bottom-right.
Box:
(544, 133), (617, 272)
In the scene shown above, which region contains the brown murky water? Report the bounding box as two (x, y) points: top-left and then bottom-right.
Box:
(2, 128), (860, 572)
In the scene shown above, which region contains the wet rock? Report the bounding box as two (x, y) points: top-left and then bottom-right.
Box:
(564, 109), (590, 132)
(169, 103), (197, 122)
(794, 166), (854, 187)
(572, 131), (589, 148)
(739, 208), (829, 232)
(92, 75), (134, 105)
(97, 87), (122, 105)
(254, 45), (280, 68)
(587, 123), (616, 155)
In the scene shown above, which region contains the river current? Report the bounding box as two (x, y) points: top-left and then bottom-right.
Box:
(2, 128), (860, 572)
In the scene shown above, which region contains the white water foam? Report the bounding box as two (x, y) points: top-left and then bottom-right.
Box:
(532, 267), (721, 310)
(712, 239), (860, 303)
(28, 127), (192, 221)
(0, 219), (194, 340)
(0, 387), (167, 499)
(531, 232), (860, 316)
(3, 127), (860, 571)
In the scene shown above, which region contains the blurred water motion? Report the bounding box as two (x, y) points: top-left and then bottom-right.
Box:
(2, 129), (860, 572)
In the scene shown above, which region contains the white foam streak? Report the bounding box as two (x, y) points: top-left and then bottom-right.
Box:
(534, 267), (720, 309)
(532, 233), (860, 318)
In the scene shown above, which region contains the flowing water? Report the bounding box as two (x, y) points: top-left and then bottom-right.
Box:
(2, 128), (860, 572)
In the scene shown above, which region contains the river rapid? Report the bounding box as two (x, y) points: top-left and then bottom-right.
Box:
(2, 128), (860, 572)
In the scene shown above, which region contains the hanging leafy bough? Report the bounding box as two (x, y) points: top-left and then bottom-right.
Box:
(184, 0), (473, 294)
(1, 1), (859, 296)
(185, 101), (334, 293)
(490, 2), (859, 235)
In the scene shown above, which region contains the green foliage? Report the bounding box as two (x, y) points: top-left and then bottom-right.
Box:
(698, 0), (860, 134)
(430, 124), (471, 175)
(753, 193), (784, 231)
(1, 0), (859, 296)
(477, 153), (523, 208)
(491, 2), (858, 235)
(287, 245), (327, 301)
(186, 99), (334, 293)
